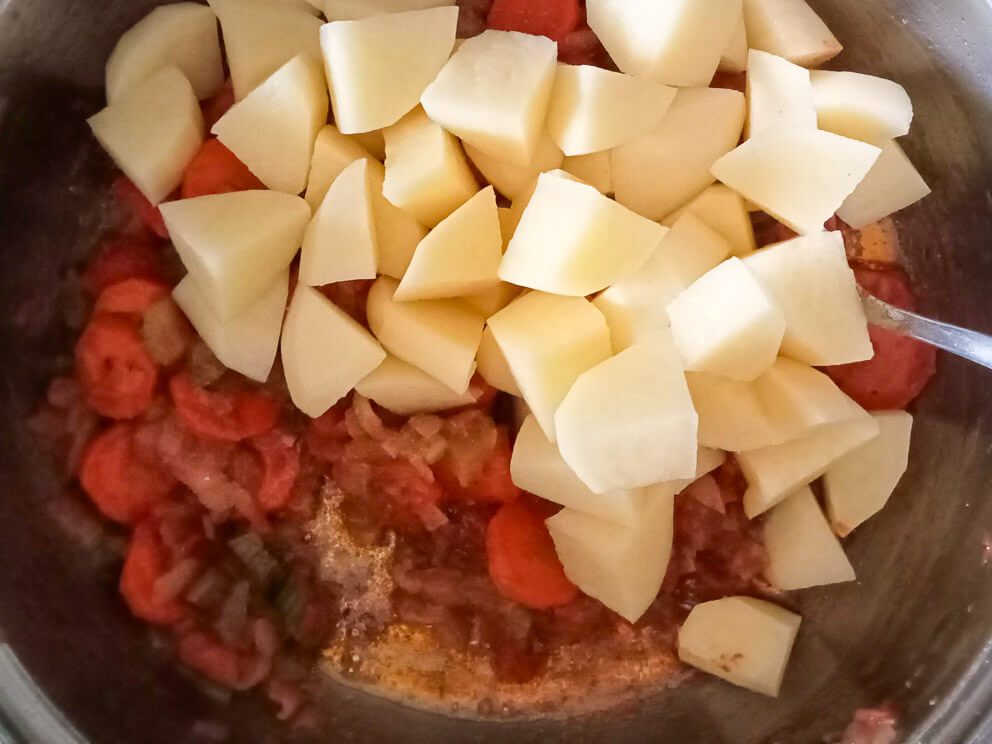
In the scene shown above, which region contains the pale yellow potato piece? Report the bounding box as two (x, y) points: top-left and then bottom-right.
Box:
(476, 326), (521, 397)
(687, 372), (785, 452)
(824, 411), (913, 537)
(745, 49), (816, 139)
(88, 67), (204, 205)
(321, 7), (458, 134)
(764, 486), (856, 591)
(355, 354), (477, 415)
(366, 277), (484, 394)
(561, 151), (612, 195)
(349, 129), (387, 160)
(663, 184), (756, 257)
(304, 125), (375, 211)
(324, 0), (455, 21)
(421, 30), (558, 167)
(161, 191), (309, 319)
(743, 0), (842, 67)
(367, 161), (429, 280)
(463, 131), (563, 201)
(462, 283), (521, 318)
(719, 12), (748, 73)
(106, 3), (223, 102)
(837, 140), (931, 229)
(502, 168), (584, 241)
(613, 87), (746, 221)
(488, 292), (611, 443)
(810, 70), (913, 143)
(173, 271), (288, 383)
(678, 597), (801, 697)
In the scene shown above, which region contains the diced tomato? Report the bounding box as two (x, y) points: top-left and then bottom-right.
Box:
(252, 429), (302, 513)
(181, 139), (265, 199)
(201, 80), (235, 131)
(169, 372), (281, 442)
(352, 458), (447, 532)
(710, 71), (747, 93)
(823, 266), (937, 410)
(557, 26), (610, 66)
(76, 314), (159, 419)
(82, 237), (163, 296)
(318, 279), (374, 325)
(176, 631), (269, 690)
(437, 428), (521, 504)
(306, 402), (350, 462)
(486, 498), (578, 610)
(487, 0), (581, 42)
(119, 520), (189, 625)
(80, 424), (175, 524)
(113, 177), (170, 239)
(94, 278), (170, 316)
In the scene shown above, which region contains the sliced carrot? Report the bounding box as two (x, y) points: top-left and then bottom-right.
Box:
(251, 429), (301, 513)
(169, 372), (281, 442)
(82, 237), (163, 296)
(120, 520), (189, 626)
(486, 498), (578, 610)
(113, 176), (170, 239)
(181, 139), (265, 199)
(76, 314), (159, 419)
(94, 278), (170, 316)
(487, 0), (581, 41)
(437, 428), (521, 505)
(201, 80), (235, 131)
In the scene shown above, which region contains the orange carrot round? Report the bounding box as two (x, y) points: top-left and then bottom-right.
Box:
(76, 314), (158, 419)
(169, 372), (280, 442)
(120, 520), (189, 626)
(94, 277), (170, 316)
(181, 139), (265, 199)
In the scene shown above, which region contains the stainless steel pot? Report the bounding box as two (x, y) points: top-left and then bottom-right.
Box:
(2, 1), (992, 742)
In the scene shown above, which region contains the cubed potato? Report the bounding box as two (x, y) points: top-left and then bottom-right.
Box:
(586, 0), (743, 87)
(209, 0), (321, 101)
(836, 140), (931, 229)
(678, 597), (802, 697)
(743, 0), (842, 67)
(421, 30), (558, 167)
(304, 125), (375, 211)
(300, 159), (378, 286)
(88, 67), (204, 205)
(712, 128), (880, 235)
(687, 372), (785, 452)
(395, 186), (502, 300)
(824, 411), (913, 537)
(367, 161), (429, 279)
(348, 129), (387, 160)
(595, 215), (730, 352)
(502, 168), (584, 242)
(719, 13), (748, 73)
(764, 486), (856, 590)
(500, 173), (666, 296)
(663, 184), (756, 257)
(366, 276), (484, 394)
(739, 415), (880, 517)
(161, 191), (310, 319)
(546, 64), (676, 156)
(743, 232), (873, 365)
(324, 0), (455, 21)
(106, 3), (223, 102)
(464, 131), (563, 201)
(667, 258), (786, 381)
(547, 492), (675, 623)
(355, 354), (477, 415)
(488, 292), (612, 442)
(173, 271), (288, 383)
(555, 332), (699, 493)
(213, 54), (328, 195)
(745, 49), (816, 138)
(321, 7), (458, 134)
(382, 107), (479, 227)
(476, 326), (521, 396)
(462, 283), (521, 318)
(810, 70), (914, 143)
(561, 151), (613, 195)
(282, 285), (387, 418)
(613, 87), (746, 221)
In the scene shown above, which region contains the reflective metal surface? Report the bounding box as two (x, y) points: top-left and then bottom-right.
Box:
(2, 1), (992, 742)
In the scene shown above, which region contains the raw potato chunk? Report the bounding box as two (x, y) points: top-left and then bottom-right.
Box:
(476, 327), (521, 396)
(719, 13), (748, 73)
(356, 354), (476, 415)
(502, 169), (584, 241)
(742, 0), (842, 67)
(546, 64), (676, 156)
(555, 333), (699, 493)
(383, 108), (479, 228)
(301, 159), (378, 286)
(160, 191), (310, 319)
(209, 0), (321, 101)
(678, 597), (802, 697)
(366, 277), (484, 394)
(88, 67), (204, 205)
(764, 487), (856, 590)
(810, 70), (914, 143)
(173, 272), (288, 383)
(464, 132), (563, 201)
(488, 292), (612, 442)
(500, 173), (666, 296)
(613, 87), (746, 221)
(824, 411), (913, 537)
(282, 286), (387, 418)
(349, 130), (387, 160)
(663, 184), (756, 257)
(837, 140), (931, 229)
(106, 3), (223, 102)
(462, 283), (521, 318)
(324, 0), (456, 21)
(746, 50), (816, 139)
(712, 128), (880, 235)
(421, 31), (558, 167)
(213, 54), (328, 195)
(322, 7), (458, 134)
(395, 186), (502, 300)
(595, 215), (731, 352)
(562, 152), (613, 195)
(304, 125), (375, 211)
(687, 372), (785, 452)
(743, 232), (873, 365)
(513, 416), (647, 526)
(367, 161), (430, 279)
(739, 415), (880, 517)
(667, 258), (786, 382)
(548, 493), (675, 623)
(586, 0), (743, 87)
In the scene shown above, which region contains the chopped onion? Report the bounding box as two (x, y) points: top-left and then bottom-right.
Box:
(186, 568), (230, 611)
(153, 558), (202, 605)
(228, 533), (279, 586)
(215, 581), (251, 645)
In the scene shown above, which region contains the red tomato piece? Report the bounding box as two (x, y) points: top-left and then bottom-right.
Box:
(251, 429), (302, 513)
(76, 314), (159, 419)
(94, 278), (170, 316)
(181, 138), (265, 199)
(80, 424), (175, 524)
(437, 428), (521, 505)
(486, 498), (579, 610)
(373, 459), (446, 531)
(113, 177), (170, 239)
(169, 372), (281, 442)
(82, 237), (163, 296)
(557, 26), (610, 66)
(201, 81), (235, 131)
(306, 402), (350, 463)
(176, 631), (264, 689)
(119, 520), (189, 626)
(487, 0), (581, 41)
